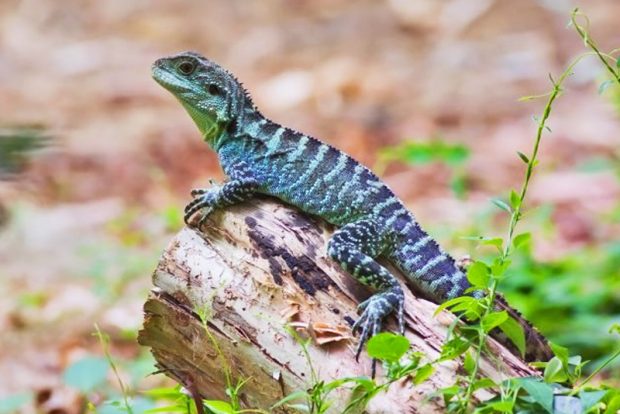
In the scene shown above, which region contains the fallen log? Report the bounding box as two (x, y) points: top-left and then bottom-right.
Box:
(138, 197), (538, 413)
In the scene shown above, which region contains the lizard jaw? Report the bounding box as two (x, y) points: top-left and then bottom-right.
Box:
(151, 64), (191, 95)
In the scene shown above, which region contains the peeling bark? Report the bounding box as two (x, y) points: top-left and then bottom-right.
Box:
(138, 197), (539, 413)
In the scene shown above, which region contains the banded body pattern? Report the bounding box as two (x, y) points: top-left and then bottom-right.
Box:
(220, 112), (469, 303)
(151, 51), (553, 368)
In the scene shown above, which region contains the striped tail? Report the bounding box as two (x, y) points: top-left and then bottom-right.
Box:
(390, 224), (553, 362)
(494, 294), (553, 362)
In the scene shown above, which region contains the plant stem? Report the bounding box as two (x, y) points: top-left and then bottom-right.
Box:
(461, 280), (498, 411)
(578, 347), (620, 388)
(94, 325), (134, 414)
(571, 8), (620, 86)
(459, 60), (566, 414)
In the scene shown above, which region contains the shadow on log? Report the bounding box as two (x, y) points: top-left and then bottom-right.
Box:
(138, 197), (539, 413)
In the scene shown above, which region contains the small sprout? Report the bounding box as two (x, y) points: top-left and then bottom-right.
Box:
(509, 190), (521, 210)
(517, 151), (529, 164)
(491, 198), (511, 213)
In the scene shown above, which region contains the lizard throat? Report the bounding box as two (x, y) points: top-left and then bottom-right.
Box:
(180, 101), (221, 145)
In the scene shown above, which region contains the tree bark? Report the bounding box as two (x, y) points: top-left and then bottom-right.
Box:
(138, 197), (539, 413)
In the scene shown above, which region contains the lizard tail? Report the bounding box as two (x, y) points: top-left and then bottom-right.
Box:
(389, 226), (553, 362)
(492, 294), (554, 362)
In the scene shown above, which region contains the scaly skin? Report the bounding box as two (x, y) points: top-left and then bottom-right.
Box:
(152, 51), (553, 369)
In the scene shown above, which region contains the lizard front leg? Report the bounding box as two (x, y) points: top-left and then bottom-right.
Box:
(327, 218), (405, 374)
(184, 165), (259, 226)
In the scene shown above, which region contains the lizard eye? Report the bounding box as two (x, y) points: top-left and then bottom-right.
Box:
(208, 84), (223, 96)
(177, 60), (196, 75)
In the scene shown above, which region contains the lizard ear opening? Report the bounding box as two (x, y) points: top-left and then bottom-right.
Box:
(208, 84), (223, 96)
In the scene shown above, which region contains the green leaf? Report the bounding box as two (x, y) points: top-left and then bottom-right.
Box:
(616, 56), (620, 69)
(516, 378), (554, 413)
(439, 337), (470, 361)
(499, 316), (526, 357)
(450, 299), (483, 319)
(63, 356), (109, 392)
(413, 364), (434, 385)
(484, 400), (513, 412)
(550, 342), (569, 367)
(271, 390), (309, 409)
(599, 79), (614, 95)
(543, 357), (566, 383)
(463, 351), (475, 374)
(471, 378), (496, 391)
(481, 237), (504, 253)
(203, 400), (234, 414)
(490, 257), (511, 278)
(344, 376), (375, 391)
(492, 198), (512, 213)
(143, 387), (185, 399)
(606, 395), (620, 414)
(323, 377), (363, 393)
(517, 151), (529, 164)
(513, 232), (532, 249)
(366, 333), (410, 363)
(509, 190), (521, 209)
(482, 311), (508, 333)
(466, 261), (490, 289)
(579, 390), (608, 411)
(434, 296), (477, 316)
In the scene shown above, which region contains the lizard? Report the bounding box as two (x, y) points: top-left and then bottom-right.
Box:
(151, 51), (554, 369)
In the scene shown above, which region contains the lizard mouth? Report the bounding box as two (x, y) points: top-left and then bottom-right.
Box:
(151, 63), (190, 94)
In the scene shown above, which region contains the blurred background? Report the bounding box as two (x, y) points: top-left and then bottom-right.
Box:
(0, 0), (618, 412)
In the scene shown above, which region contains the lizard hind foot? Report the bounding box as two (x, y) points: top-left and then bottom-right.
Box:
(352, 287), (406, 363)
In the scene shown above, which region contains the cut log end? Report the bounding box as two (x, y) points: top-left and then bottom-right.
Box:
(138, 198), (539, 413)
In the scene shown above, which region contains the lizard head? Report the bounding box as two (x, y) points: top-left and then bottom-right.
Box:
(152, 51), (247, 141)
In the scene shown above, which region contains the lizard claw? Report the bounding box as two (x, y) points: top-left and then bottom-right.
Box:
(184, 190), (217, 226)
(190, 188), (209, 197)
(351, 287), (405, 378)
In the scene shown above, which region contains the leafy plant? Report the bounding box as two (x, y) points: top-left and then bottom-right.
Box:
(273, 331), (434, 413)
(429, 7), (620, 413)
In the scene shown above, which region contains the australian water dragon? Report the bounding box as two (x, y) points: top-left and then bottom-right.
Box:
(151, 51), (553, 370)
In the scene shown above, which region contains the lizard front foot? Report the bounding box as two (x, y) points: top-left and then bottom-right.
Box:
(352, 286), (405, 377)
(184, 187), (219, 226)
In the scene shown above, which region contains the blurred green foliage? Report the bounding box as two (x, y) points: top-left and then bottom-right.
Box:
(377, 138), (469, 166)
(376, 138), (470, 199)
(503, 240), (620, 370)
(0, 127), (48, 177)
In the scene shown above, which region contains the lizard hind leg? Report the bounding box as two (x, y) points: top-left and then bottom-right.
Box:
(327, 219), (405, 367)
